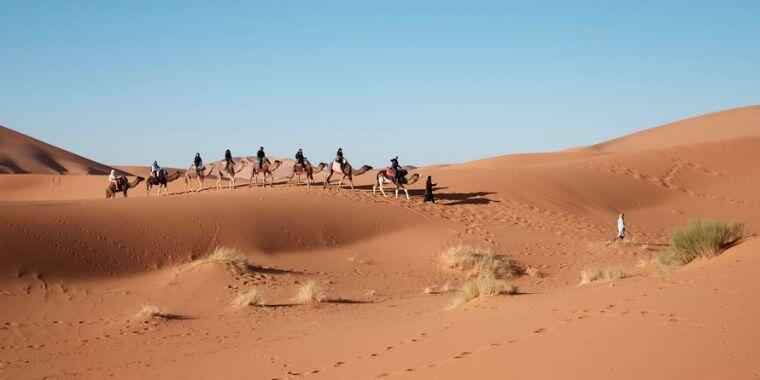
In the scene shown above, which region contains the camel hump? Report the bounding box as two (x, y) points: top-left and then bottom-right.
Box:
(331, 161), (343, 172)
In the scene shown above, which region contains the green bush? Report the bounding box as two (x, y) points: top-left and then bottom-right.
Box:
(656, 219), (745, 266)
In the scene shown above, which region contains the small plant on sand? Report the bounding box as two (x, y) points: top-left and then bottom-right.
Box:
(655, 219), (745, 267)
(232, 288), (265, 307)
(205, 246), (250, 272)
(579, 267), (627, 285)
(294, 281), (328, 304)
(525, 266), (541, 278)
(424, 282), (453, 295)
(447, 276), (518, 309)
(440, 245), (516, 278)
(137, 304), (171, 319)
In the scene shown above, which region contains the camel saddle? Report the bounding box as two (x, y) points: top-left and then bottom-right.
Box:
(385, 167), (395, 178)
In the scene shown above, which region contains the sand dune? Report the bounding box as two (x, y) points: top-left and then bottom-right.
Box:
(2, 106), (760, 379)
(0, 125), (125, 175)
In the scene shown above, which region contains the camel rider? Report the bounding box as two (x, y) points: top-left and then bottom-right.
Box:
(390, 156), (400, 181)
(108, 169), (119, 188)
(257, 146), (266, 168)
(224, 149), (233, 167)
(194, 153), (203, 171)
(336, 148), (344, 164)
(295, 148), (306, 169)
(151, 161), (161, 178)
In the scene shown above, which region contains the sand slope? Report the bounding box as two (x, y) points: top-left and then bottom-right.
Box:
(2, 106), (760, 379)
(0, 126), (123, 175)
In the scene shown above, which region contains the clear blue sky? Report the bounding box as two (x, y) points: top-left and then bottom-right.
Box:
(1, 1), (759, 168)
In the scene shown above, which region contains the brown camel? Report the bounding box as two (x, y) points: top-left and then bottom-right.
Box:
(146, 169), (182, 196)
(373, 168), (420, 199)
(184, 163), (216, 193)
(323, 160), (372, 190)
(106, 176), (145, 198)
(216, 159), (247, 190)
(288, 160), (326, 188)
(249, 159), (283, 187)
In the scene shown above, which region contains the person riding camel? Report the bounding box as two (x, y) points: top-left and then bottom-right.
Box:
(224, 149), (233, 169)
(390, 156), (401, 183)
(295, 148), (306, 169)
(108, 169), (119, 189)
(257, 147), (266, 168)
(335, 148), (346, 169)
(194, 153), (203, 172)
(151, 161), (161, 179)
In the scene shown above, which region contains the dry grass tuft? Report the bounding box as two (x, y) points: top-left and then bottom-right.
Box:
(440, 245), (516, 278)
(205, 246), (250, 272)
(294, 281), (328, 304)
(232, 288), (265, 307)
(447, 277), (517, 309)
(137, 304), (171, 319)
(348, 254), (372, 265)
(579, 267), (627, 285)
(525, 266), (541, 278)
(425, 282), (454, 295)
(655, 219), (745, 267)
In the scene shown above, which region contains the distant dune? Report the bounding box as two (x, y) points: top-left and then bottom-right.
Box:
(0, 125), (126, 175)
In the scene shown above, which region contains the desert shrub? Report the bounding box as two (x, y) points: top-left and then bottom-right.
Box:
(205, 246), (249, 272)
(137, 304), (170, 319)
(525, 266), (541, 278)
(447, 277), (518, 309)
(232, 288), (264, 306)
(440, 245), (516, 278)
(579, 267), (627, 285)
(656, 219), (745, 266)
(294, 281), (327, 304)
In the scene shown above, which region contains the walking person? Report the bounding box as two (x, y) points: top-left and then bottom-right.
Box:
(614, 213), (626, 242)
(423, 175), (437, 203)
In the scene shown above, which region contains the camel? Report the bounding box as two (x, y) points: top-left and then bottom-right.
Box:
(373, 168), (420, 200)
(184, 163), (216, 193)
(106, 176), (144, 198)
(249, 158), (283, 187)
(288, 160), (326, 188)
(216, 160), (247, 190)
(146, 169), (182, 196)
(323, 160), (372, 190)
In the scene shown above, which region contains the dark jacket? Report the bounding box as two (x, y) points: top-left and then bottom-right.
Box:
(194, 155), (203, 167)
(257, 149), (265, 159)
(336, 149), (343, 159)
(224, 150), (232, 162)
(295, 151), (304, 162)
(425, 177), (436, 192)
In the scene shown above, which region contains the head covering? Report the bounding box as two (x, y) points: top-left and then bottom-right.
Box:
(111, 169), (116, 175)
(196, 152), (200, 157)
(153, 160), (158, 165)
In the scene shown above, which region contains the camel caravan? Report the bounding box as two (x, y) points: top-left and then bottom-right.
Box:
(105, 147), (426, 200)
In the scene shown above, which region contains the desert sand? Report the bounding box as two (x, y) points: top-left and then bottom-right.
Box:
(2, 105), (760, 379)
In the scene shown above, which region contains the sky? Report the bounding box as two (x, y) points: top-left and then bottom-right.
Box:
(1, 0), (759, 168)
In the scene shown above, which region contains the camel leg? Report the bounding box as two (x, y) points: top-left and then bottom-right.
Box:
(338, 175), (344, 188)
(323, 173), (332, 188)
(404, 188), (410, 200)
(395, 188), (399, 198)
(349, 177), (354, 190)
(379, 180), (388, 197)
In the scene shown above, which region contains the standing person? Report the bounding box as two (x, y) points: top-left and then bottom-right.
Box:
(256, 146), (266, 168)
(295, 148), (306, 169)
(423, 175), (437, 203)
(615, 213), (626, 242)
